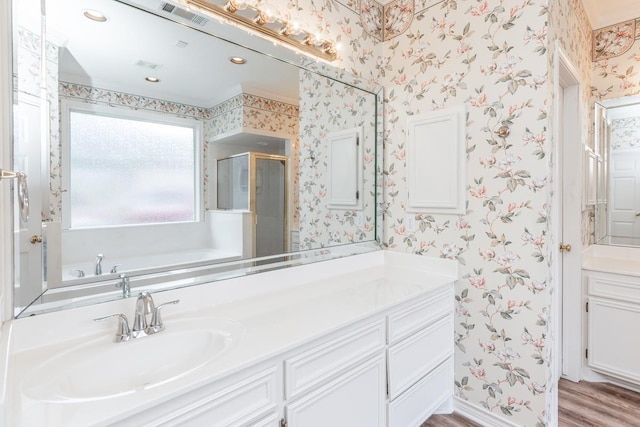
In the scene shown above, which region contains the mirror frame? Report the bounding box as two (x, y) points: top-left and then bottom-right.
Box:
(11, 0), (385, 318)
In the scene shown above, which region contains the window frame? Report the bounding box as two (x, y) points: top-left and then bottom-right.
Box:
(60, 99), (204, 230)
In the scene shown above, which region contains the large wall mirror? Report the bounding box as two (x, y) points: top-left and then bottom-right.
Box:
(12, 0), (382, 316)
(594, 94), (640, 247)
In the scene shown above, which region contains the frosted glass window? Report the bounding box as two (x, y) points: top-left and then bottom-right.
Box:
(68, 111), (197, 228)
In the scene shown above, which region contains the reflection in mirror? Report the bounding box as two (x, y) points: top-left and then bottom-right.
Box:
(594, 94), (640, 247)
(12, 0), (382, 316)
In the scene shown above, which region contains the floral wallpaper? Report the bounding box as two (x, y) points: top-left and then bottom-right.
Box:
(207, 93), (300, 229)
(207, 93), (299, 137)
(297, 69), (377, 249)
(58, 82), (211, 119)
(548, 0), (596, 249)
(592, 18), (640, 100)
(380, 0), (553, 423)
(360, 0), (414, 41)
(611, 117), (640, 150)
(18, 0), (605, 424)
(16, 28), (43, 98)
(255, 0), (597, 425)
(377, 0), (591, 425)
(15, 28), (60, 222)
(592, 19), (639, 61)
(591, 14), (640, 250)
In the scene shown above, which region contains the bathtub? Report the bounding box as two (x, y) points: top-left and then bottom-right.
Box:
(58, 248), (242, 287)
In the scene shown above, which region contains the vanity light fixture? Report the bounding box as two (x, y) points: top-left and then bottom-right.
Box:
(145, 77), (161, 83)
(229, 56), (247, 64)
(83, 9), (108, 22)
(181, 0), (337, 61)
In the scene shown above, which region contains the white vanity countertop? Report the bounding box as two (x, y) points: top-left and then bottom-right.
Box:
(582, 244), (640, 277)
(1, 250), (457, 426)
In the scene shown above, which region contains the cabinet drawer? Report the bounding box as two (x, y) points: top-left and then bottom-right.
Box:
(387, 286), (452, 344)
(286, 353), (387, 427)
(149, 367), (279, 427)
(388, 315), (453, 399)
(250, 413), (280, 427)
(284, 319), (385, 399)
(588, 274), (640, 304)
(388, 358), (453, 427)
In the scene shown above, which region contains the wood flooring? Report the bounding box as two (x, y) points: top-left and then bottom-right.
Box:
(420, 379), (640, 427)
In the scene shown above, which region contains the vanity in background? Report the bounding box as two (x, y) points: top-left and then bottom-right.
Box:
(582, 245), (640, 390)
(580, 95), (640, 391)
(1, 250), (456, 426)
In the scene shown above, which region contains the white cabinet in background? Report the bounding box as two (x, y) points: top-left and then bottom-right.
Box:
(587, 271), (640, 386)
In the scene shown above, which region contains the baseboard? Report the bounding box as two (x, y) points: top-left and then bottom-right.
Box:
(453, 397), (522, 427)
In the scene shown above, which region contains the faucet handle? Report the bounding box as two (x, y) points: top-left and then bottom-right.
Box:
(149, 299), (180, 333)
(69, 269), (85, 278)
(110, 264), (122, 274)
(94, 313), (131, 343)
(115, 273), (130, 298)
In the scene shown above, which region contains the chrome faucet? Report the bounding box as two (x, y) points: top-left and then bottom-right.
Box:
(94, 292), (180, 343)
(95, 253), (104, 276)
(116, 273), (130, 298)
(132, 292), (155, 337)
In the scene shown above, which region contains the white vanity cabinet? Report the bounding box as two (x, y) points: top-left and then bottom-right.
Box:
(3, 251), (457, 427)
(387, 286), (454, 427)
(134, 284), (454, 427)
(283, 319), (387, 427)
(586, 271), (640, 386)
(281, 284), (454, 427)
(121, 364), (283, 427)
(285, 353), (387, 427)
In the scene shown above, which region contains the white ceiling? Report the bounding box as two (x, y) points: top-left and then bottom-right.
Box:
(45, 0), (300, 107)
(581, 0), (640, 29)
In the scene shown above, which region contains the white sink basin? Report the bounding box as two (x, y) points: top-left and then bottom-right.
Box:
(22, 317), (244, 402)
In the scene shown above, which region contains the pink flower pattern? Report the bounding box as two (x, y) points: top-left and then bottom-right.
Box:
(24, 0), (637, 424)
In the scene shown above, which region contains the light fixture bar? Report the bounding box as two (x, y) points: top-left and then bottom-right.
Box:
(184, 0), (337, 61)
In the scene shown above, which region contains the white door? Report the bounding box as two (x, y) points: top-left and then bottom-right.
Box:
(13, 93), (44, 308)
(609, 149), (640, 240)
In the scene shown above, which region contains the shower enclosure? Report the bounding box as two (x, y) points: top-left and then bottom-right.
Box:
(217, 152), (288, 257)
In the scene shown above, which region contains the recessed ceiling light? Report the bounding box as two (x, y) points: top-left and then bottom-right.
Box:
(83, 10), (108, 22)
(229, 57), (247, 65)
(145, 77), (160, 83)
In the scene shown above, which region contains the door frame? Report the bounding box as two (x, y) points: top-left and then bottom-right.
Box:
(552, 41), (583, 384)
(0, 0), (14, 322)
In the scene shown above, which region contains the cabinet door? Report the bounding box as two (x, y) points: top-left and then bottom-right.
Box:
(588, 296), (640, 385)
(285, 353), (386, 427)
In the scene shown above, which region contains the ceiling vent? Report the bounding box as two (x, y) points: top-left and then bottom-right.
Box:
(134, 60), (162, 70)
(159, 2), (209, 26)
